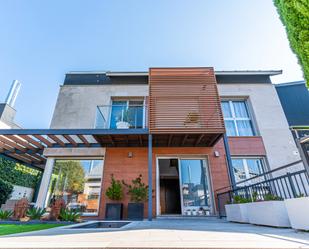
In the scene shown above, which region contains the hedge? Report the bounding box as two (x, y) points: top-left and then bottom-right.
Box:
(0, 178), (13, 205)
(274, 0), (309, 86)
(0, 157), (42, 189)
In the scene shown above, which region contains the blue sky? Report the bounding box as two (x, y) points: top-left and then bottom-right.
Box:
(0, 0), (304, 128)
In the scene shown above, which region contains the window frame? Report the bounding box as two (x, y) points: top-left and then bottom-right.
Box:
(221, 99), (255, 136)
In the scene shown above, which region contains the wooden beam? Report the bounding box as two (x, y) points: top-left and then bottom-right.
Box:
(77, 134), (90, 147)
(63, 135), (77, 147)
(48, 135), (65, 147)
(181, 134), (188, 146)
(168, 135), (173, 147)
(138, 135), (143, 146)
(19, 135), (44, 149)
(195, 134), (204, 146)
(0, 136), (27, 152)
(33, 135), (53, 147)
(108, 135), (115, 146)
(6, 135), (38, 151)
(0, 141), (15, 152)
(8, 153), (32, 164)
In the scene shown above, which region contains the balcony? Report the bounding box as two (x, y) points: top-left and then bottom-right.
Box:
(95, 104), (147, 129)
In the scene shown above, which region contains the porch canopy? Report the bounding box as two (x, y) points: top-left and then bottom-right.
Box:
(0, 128), (149, 168)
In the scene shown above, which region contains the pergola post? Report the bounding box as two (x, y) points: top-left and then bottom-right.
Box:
(35, 157), (55, 208)
(148, 134), (153, 221)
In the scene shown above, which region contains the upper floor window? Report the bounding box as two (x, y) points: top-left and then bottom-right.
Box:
(110, 100), (144, 129)
(221, 100), (254, 136)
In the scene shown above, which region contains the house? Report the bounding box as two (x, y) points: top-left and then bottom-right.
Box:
(275, 80), (309, 172)
(0, 67), (301, 219)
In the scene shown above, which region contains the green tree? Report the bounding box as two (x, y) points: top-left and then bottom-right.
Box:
(53, 160), (85, 196)
(274, 0), (309, 86)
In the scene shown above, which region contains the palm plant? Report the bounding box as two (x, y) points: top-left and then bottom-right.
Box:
(0, 210), (13, 220)
(59, 208), (80, 222)
(26, 207), (46, 220)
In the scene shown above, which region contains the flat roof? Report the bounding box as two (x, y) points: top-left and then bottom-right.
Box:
(66, 70), (282, 76)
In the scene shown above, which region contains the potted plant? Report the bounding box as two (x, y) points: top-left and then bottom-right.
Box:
(105, 174), (124, 220)
(225, 195), (250, 223)
(247, 193), (290, 227)
(284, 194), (309, 230)
(123, 175), (148, 220)
(116, 109), (131, 129)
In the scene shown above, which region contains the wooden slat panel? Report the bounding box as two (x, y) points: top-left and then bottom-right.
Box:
(149, 68), (225, 134)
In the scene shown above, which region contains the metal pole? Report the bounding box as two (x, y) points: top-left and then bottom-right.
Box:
(296, 137), (309, 176)
(148, 134), (153, 221)
(223, 134), (236, 188)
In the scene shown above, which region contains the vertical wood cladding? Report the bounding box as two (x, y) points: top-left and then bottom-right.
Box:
(149, 68), (225, 134)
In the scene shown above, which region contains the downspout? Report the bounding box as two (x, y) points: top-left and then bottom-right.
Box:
(223, 134), (236, 189)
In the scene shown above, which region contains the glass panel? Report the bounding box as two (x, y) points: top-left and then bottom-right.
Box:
(232, 159), (246, 183)
(128, 101), (144, 128)
(233, 101), (249, 118)
(95, 107), (106, 128)
(180, 159), (209, 210)
(236, 120), (254, 136)
(46, 160), (103, 214)
(110, 101), (127, 129)
(221, 101), (232, 118)
(225, 120), (237, 136)
(246, 159), (264, 178)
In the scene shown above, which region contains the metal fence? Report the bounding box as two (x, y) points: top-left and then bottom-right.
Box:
(216, 160), (309, 217)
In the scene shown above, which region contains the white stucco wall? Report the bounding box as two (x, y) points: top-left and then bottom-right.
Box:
(0, 120), (10, 128)
(218, 83), (301, 170)
(50, 84), (149, 128)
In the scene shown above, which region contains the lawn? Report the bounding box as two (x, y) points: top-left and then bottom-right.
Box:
(0, 224), (64, 236)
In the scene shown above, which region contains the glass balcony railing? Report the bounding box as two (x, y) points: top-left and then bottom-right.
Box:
(95, 105), (147, 129)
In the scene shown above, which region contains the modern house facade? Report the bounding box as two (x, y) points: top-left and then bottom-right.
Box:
(0, 67), (302, 219)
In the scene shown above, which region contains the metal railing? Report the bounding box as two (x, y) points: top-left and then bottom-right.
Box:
(95, 104), (148, 129)
(216, 160), (309, 217)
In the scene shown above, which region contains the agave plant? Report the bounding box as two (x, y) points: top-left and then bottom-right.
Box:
(59, 208), (80, 222)
(0, 210), (13, 220)
(26, 207), (46, 220)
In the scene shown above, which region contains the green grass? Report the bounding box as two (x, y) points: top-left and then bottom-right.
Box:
(0, 224), (64, 236)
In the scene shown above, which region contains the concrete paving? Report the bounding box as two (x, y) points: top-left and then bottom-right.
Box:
(1, 218), (309, 248)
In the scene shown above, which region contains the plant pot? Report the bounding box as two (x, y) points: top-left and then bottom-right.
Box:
(116, 121), (130, 129)
(225, 203), (249, 223)
(285, 197), (309, 230)
(247, 201), (290, 227)
(105, 203), (123, 220)
(127, 203), (144, 220)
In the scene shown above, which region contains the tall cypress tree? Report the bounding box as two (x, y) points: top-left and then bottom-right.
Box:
(274, 0), (309, 86)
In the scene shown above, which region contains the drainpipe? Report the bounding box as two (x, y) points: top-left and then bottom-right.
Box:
(148, 134), (153, 221)
(223, 134), (236, 189)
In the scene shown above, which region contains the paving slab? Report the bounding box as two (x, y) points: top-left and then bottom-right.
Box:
(0, 218), (309, 248)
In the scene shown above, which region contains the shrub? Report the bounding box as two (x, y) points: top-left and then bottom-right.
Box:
(0, 178), (13, 205)
(105, 174), (123, 201)
(59, 208), (80, 222)
(232, 195), (251, 204)
(0, 210), (13, 220)
(123, 175), (148, 203)
(264, 193), (283, 201)
(26, 207), (46, 220)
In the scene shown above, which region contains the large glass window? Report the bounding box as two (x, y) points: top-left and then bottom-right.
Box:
(231, 158), (264, 184)
(180, 159), (210, 208)
(46, 159), (103, 215)
(110, 100), (144, 129)
(221, 100), (255, 136)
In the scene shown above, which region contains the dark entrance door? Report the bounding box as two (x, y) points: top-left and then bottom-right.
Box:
(160, 178), (181, 214)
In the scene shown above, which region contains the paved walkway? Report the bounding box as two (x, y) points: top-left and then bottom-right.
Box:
(1, 218), (309, 248)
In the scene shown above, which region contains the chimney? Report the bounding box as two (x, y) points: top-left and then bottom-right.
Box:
(5, 80), (21, 108)
(0, 80), (21, 128)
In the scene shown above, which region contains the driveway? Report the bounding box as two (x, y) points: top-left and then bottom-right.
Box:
(1, 218), (309, 248)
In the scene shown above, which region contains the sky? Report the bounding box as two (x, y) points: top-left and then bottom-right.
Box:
(0, 0), (304, 128)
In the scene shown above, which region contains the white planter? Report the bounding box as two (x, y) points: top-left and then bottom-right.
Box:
(225, 203), (249, 223)
(247, 201), (290, 227)
(285, 197), (309, 230)
(116, 121), (130, 129)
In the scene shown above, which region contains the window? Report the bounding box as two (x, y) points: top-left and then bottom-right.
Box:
(46, 159), (103, 215)
(231, 158), (264, 183)
(221, 100), (254, 136)
(110, 100), (144, 129)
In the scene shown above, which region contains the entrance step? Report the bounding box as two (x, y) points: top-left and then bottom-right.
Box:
(156, 215), (218, 220)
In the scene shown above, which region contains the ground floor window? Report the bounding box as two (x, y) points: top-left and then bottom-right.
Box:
(46, 159), (103, 215)
(231, 158), (265, 184)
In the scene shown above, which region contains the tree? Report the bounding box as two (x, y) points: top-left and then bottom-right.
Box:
(274, 0), (309, 86)
(53, 160), (85, 196)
